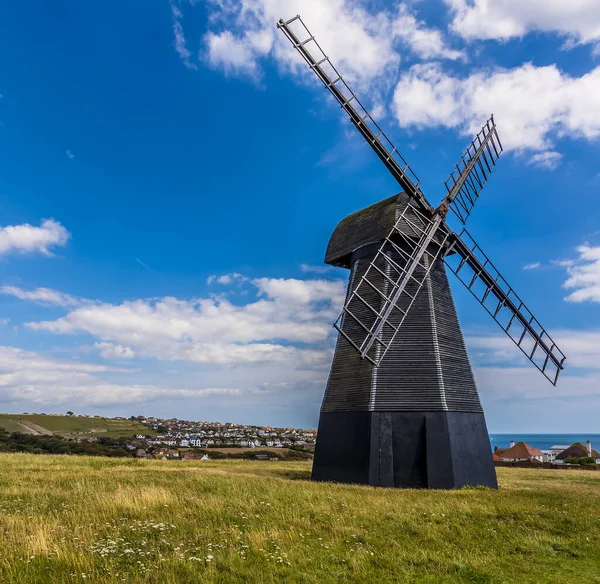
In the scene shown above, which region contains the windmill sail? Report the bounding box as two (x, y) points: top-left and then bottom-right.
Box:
(333, 203), (450, 365)
(444, 229), (566, 385)
(441, 116), (503, 225)
(277, 16), (432, 212)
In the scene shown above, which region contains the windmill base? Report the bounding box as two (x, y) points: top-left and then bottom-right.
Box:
(311, 411), (497, 489)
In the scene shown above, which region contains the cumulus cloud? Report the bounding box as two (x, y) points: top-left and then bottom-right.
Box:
(1, 286), (83, 307)
(560, 244), (600, 302)
(198, 0), (460, 87)
(445, 0), (600, 50)
(24, 276), (346, 367)
(0, 219), (70, 257)
(392, 62), (600, 156)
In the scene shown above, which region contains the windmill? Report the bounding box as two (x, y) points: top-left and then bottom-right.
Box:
(277, 16), (566, 489)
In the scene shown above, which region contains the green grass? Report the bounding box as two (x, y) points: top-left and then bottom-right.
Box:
(0, 455), (599, 583)
(0, 414), (154, 438)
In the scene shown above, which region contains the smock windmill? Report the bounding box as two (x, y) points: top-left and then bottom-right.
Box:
(278, 16), (566, 489)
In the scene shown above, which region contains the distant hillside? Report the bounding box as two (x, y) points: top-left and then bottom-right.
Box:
(0, 413), (155, 439)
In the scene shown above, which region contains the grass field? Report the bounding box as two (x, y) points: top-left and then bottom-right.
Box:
(0, 414), (154, 438)
(203, 447), (310, 456)
(0, 455), (599, 583)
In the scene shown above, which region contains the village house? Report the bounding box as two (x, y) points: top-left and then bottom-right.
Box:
(494, 441), (544, 463)
(153, 448), (180, 459)
(555, 442), (600, 464)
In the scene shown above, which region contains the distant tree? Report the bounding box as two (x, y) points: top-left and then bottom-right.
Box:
(565, 456), (597, 466)
(66, 411), (74, 416)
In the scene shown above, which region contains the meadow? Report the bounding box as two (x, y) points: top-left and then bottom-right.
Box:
(0, 414), (154, 439)
(0, 454), (599, 583)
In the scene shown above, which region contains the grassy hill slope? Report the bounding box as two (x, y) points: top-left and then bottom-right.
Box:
(0, 413), (154, 438)
(0, 455), (599, 583)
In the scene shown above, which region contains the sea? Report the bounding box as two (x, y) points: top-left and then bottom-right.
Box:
(488, 434), (600, 451)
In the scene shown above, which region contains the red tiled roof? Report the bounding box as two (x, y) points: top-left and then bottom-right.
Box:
(492, 452), (503, 462)
(497, 442), (543, 460)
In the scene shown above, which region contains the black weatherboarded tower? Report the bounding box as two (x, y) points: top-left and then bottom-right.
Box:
(315, 193), (496, 488)
(278, 16), (567, 488)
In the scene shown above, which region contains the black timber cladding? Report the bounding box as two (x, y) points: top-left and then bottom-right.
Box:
(320, 194), (483, 414)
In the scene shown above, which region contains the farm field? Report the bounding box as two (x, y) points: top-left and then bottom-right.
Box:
(0, 414), (154, 439)
(0, 455), (599, 583)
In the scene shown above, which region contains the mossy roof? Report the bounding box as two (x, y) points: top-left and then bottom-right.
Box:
(324, 194), (404, 268)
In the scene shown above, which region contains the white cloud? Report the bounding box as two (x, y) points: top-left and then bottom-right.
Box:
(300, 263), (338, 275)
(66, 150), (74, 159)
(198, 0), (459, 87)
(560, 244), (600, 302)
(467, 328), (600, 371)
(171, 0), (197, 69)
(24, 276), (346, 367)
(205, 29), (267, 81)
(1, 286), (83, 307)
(0, 345), (240, 407)
(528, 151), (562, 170)
(553, 259), (575, 268)
(522, 262), (541, 271)
(392, 4), (463, 61)
(94, 342), (136, 360)
(0, 219), (70, 257)
(475, 366), (600, 404)
(392, 62), (600, 155)
(445, 0), (600, 50)
(0, 271), (342, 415)
(212, 272), (244, 285)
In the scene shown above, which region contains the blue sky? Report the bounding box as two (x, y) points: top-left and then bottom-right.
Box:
(0, 0), (599, 432)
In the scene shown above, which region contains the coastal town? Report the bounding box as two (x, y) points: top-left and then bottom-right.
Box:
(2, 412), (599, 468)
(118, 416), (317, 460)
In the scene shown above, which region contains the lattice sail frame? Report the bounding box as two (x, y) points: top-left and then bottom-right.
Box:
(278, 14), (567, 385)
(442, 116), (503, 225)
(444, 231), (566, 385)
(334, 204), (450, 366)
(277, 16), (431, 212)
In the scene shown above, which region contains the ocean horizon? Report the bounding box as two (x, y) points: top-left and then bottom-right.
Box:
(489, 434), (600, 451)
